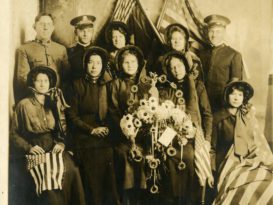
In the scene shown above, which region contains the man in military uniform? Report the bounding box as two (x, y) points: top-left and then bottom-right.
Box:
(200, 15), (243, 112)
(14, 13), (70, 104)
(68, 15), (96, 81)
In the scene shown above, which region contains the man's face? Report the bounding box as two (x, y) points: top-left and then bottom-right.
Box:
(34, 16), (54, 41)
(208, 26), (226, 46)
(112, 29), (126, 49)
(76, 27), (93, 45)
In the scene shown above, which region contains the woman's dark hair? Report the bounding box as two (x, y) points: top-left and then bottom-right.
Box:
(83, 47), (109, 72)
(111, 27), (128, 44)
(226, 84), (251, 105)
(164, 53), (190, 82)
(27, 66), (56, 89)
(34, 13), (54, 23)
(166, 24), (189, 51)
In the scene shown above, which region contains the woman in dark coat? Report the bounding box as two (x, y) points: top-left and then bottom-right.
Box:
(108, 45), (150, 205)
(66, 46), (120, 205)
(212, 80), (273, 204)
(10, 66), (86, 205)
(157, 51), (213, 205)
(105, 21), (130, 78)
(154, 23), (204, 81)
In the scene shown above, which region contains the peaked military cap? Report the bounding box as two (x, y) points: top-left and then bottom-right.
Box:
(204, 14), (231, 28)
(70, 15), (96, 29)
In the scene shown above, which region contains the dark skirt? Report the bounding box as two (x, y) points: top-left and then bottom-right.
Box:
(75, 147), (120, 205)
(160, 142), (202, 205)
(9, 152), (85, 205)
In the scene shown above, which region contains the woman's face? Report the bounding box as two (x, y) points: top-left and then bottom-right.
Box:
(87, 54), (103, 77)
(122, 53), (138, 76)
(170, 31), (186, 51)
(34, 73), (50, 93)
(112, 29), (126, 49)
(169, 57), (186, 80)
(228, 88), (244, 108)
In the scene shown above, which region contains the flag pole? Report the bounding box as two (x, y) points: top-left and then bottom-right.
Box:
(201, 180), (207, 205)
(264, 74), (273, 152)
(135, 0), (164, 43)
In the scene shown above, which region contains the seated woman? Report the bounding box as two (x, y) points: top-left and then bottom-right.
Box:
(157, 51), (213, 205)
(105, 21), (130, 78)
(155, 23), (203, 81)
(212, 80), (273, 205)
(66, 47), (120, 205)
(10, 66), (85, 205)
(108, 45), (149, 204)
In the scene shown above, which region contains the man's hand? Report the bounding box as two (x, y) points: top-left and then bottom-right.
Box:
(29, 145), (45, 155)
(91, 127), (109, 138)
(52, 143), (65, 153)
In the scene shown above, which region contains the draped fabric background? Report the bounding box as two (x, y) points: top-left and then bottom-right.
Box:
(9, 0), (273, 122)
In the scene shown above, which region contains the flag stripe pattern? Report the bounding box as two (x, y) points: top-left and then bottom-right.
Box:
(194, 127), (212, 186)
(156, 0), (205, 45)
(112, 0), (136, 23)
(214, 153), (273, 205)
(26, 152), (64, 195)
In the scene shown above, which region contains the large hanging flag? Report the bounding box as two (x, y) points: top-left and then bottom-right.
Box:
(26, 152), (65, 195)
(156, 0), (207, 48)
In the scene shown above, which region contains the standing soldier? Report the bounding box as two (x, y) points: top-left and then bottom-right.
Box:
(200, 15), (243, 112)
(68, 15), (96, 81)
(14, 13), (70, 104)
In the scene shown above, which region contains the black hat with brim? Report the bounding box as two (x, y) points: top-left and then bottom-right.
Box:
(83, 46), (109, 70)
(70, 15), (96, 29)
(105, 21), (130, 44)
(161, 50), (190, 76)
(115, 45), (145, 72)
(27, 66), (57, 88)
(165, 23), (190, 44)
(223, 80), (254, 104)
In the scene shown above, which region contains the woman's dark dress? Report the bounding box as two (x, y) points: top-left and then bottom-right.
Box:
(10, 97), (85, 205)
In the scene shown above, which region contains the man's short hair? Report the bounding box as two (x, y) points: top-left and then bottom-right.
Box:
(34, 13), (54, 24)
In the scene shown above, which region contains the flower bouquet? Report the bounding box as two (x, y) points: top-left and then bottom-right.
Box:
(119, 72), (197, 193)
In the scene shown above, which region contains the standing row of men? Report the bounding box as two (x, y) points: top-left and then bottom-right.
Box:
(13, 12), (243, 114)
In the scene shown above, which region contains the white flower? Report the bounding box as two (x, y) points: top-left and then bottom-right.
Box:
(162, 100), (175, 110)
(148, 96), (158, 106)
(170, 108), (187, 125)
(155, 105), (169, 121)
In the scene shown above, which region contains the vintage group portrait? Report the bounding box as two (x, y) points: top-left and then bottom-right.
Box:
(3, 0), (273, 204)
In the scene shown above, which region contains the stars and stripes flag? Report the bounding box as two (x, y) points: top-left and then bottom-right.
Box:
(194, 127), (213, 186)
(26, 152), (65, 195)
(111, 0), (136, 23)
(213, 149), (273, 205)
(156, 0), (207, 47)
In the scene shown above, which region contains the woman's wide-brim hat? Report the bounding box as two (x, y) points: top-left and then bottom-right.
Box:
(161, 50), (190, 75)
(223, 80), (254, 104)
(115, 45), (145, 72)
(164, 23), (190, 44)
(27, 66), (57, 88)
(83, 46), (109, 69)
(105, 21), (130, 44)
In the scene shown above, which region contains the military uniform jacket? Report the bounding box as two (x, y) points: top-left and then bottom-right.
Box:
(14, 39), (70, 104)
(199, 44), (243, 112)
(67, 43), (92, 81)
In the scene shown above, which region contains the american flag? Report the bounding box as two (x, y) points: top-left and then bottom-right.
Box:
(156, 0), (206, 46)
(213, 149), (273, 205)
(111, 0), (136, 23)
(26, 152), (65, 195)
(194, 127), (212, 186)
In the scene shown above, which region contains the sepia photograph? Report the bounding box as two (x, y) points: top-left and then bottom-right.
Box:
(1, 0), (273, 204)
